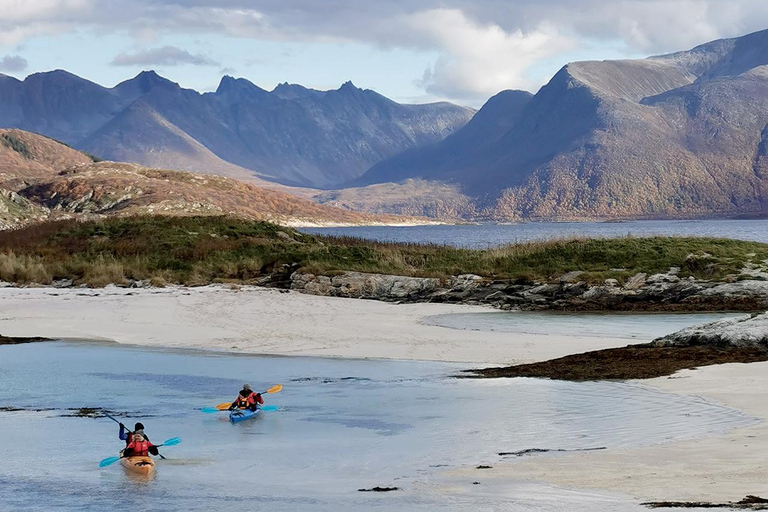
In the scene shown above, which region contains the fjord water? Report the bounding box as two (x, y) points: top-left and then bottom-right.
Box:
(0, 335), (756, 511)
(302, 219), (768, 248)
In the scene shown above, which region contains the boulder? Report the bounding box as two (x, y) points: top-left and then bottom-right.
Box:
(580, 286), (629, 307)
(653, 312), (768, 348)
(292, 271), (439, 300)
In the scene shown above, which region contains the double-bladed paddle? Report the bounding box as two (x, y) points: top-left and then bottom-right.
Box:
(102, 412), (173, 460)
(201, 384), (283, 414)
(98, 437), (182, 468)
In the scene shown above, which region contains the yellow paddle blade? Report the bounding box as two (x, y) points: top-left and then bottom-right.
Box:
(265, 384), (283, 394)
(215, 402), (232, 411)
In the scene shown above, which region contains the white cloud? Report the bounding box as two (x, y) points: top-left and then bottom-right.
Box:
(1, 0), (767, 100)
(111, 45), (219, 67)
(408, 9), (574, 101)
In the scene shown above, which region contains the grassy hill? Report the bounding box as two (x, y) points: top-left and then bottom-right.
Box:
(1, 215), (766, 287)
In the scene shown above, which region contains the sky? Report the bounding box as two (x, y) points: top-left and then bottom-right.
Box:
(0, 1), (767, 107)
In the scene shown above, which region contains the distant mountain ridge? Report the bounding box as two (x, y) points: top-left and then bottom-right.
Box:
(0, 71), (474, 189)
(356, 29), (768, 220)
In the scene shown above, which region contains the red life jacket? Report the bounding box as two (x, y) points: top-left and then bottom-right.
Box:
(128, 440), (151, 457)
(236, 392), (254, 409)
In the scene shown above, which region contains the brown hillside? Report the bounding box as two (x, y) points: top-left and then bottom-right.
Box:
(21, 162), (417, 226)
(0, 129), (93, 190)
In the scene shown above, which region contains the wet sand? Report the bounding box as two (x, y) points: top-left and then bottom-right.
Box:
(452, 361), (768, 504)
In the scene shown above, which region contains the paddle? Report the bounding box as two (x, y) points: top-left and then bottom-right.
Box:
(201, 405), (279, 414)
(202, 384), (283, 413)
(102, 412), (168, 459)
(98, 437), (182, 468)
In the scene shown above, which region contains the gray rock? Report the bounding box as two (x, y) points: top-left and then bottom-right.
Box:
(653, 312), (768, 348)
(293, 271), (439, 300)
(52, 279), (74, 288)
(647, 273), (681, 284)
(580, 286), (628, 306)
(604, 278), (619, 287)
(624, 273), (647, 290)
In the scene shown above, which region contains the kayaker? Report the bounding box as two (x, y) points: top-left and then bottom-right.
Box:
(122, 433), (158, 457)
(229, 383), (264, 412)
(119, 422), (150, 445)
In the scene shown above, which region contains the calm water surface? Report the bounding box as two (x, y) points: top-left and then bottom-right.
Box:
(423, 311), (744, 341)
(302, 219), (768, 248)
(0, 338), (756, 511)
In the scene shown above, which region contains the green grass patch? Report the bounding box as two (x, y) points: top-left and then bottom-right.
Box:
(0, 215), (766, 286)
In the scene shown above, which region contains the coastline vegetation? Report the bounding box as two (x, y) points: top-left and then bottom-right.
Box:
(0, 216), (766, 287)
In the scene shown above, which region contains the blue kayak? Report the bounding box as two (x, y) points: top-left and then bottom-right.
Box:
(229, 408), (261, 423)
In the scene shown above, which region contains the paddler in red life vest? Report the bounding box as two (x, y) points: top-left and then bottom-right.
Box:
(228, 384), (264, 412)
(123, 433), (158, 457)
(119, 422), (150, 445)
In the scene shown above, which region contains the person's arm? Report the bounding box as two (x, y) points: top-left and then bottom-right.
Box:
(256, 393), (264, 405)
(119, 423), (128, 441)
(229, 398), (239, 410)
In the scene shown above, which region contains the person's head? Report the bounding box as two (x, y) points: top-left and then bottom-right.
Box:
(243, 384), (252, 392)
(133, 433), (145, 443)
(134, 422), (144, 431)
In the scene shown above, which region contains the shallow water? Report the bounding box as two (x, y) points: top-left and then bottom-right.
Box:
(301, 219), (768, 248)
(423, 311), (744, 341)
(0, 341), (757, 511)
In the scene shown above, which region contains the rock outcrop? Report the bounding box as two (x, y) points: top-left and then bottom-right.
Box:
(291, 271), (440, 300)
(652, 312), (768, 348)
(289, 269), (768, 312)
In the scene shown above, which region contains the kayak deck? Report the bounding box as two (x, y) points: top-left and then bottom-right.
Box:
(229, 408), (261, 423)
(120, 455), (155, 475)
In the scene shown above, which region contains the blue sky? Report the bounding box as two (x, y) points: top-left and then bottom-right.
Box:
(0, 1), (766, 107)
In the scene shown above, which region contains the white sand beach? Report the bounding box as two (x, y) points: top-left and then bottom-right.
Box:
(2, 284), (767, 504)
(0, 285), (635, 364)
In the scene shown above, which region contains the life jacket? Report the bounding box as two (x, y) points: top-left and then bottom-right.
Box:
(128, 440), (151, 457)
(236, 392), (254, 409)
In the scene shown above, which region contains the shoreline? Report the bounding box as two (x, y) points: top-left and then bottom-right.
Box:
(2, 284), (767, 504)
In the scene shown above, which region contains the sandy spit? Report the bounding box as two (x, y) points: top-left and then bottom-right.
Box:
(0, 285), (633, 364)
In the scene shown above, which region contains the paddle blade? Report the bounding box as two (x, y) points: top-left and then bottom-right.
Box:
(215, 402), (232, 411)
(161, 437), (181, 447)
(201, 407), (221, 414)
(99, 456), (120, 468)
(265, 384), (282, 394)
(261, 405), (279, 412)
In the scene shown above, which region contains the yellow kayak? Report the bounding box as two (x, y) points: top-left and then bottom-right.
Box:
(120, 455), (155, 475)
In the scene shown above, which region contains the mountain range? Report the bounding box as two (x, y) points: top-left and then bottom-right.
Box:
(355, 29), (768, 220)
(2, 29), (768, 221)
(0, 71), (474, 189)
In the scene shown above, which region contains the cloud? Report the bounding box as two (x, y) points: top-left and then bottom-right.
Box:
(408, 10), (574, 102)
(111, 45), (219, 67)
(2, 0), (768, 100)
(0, 55), (28, 72)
